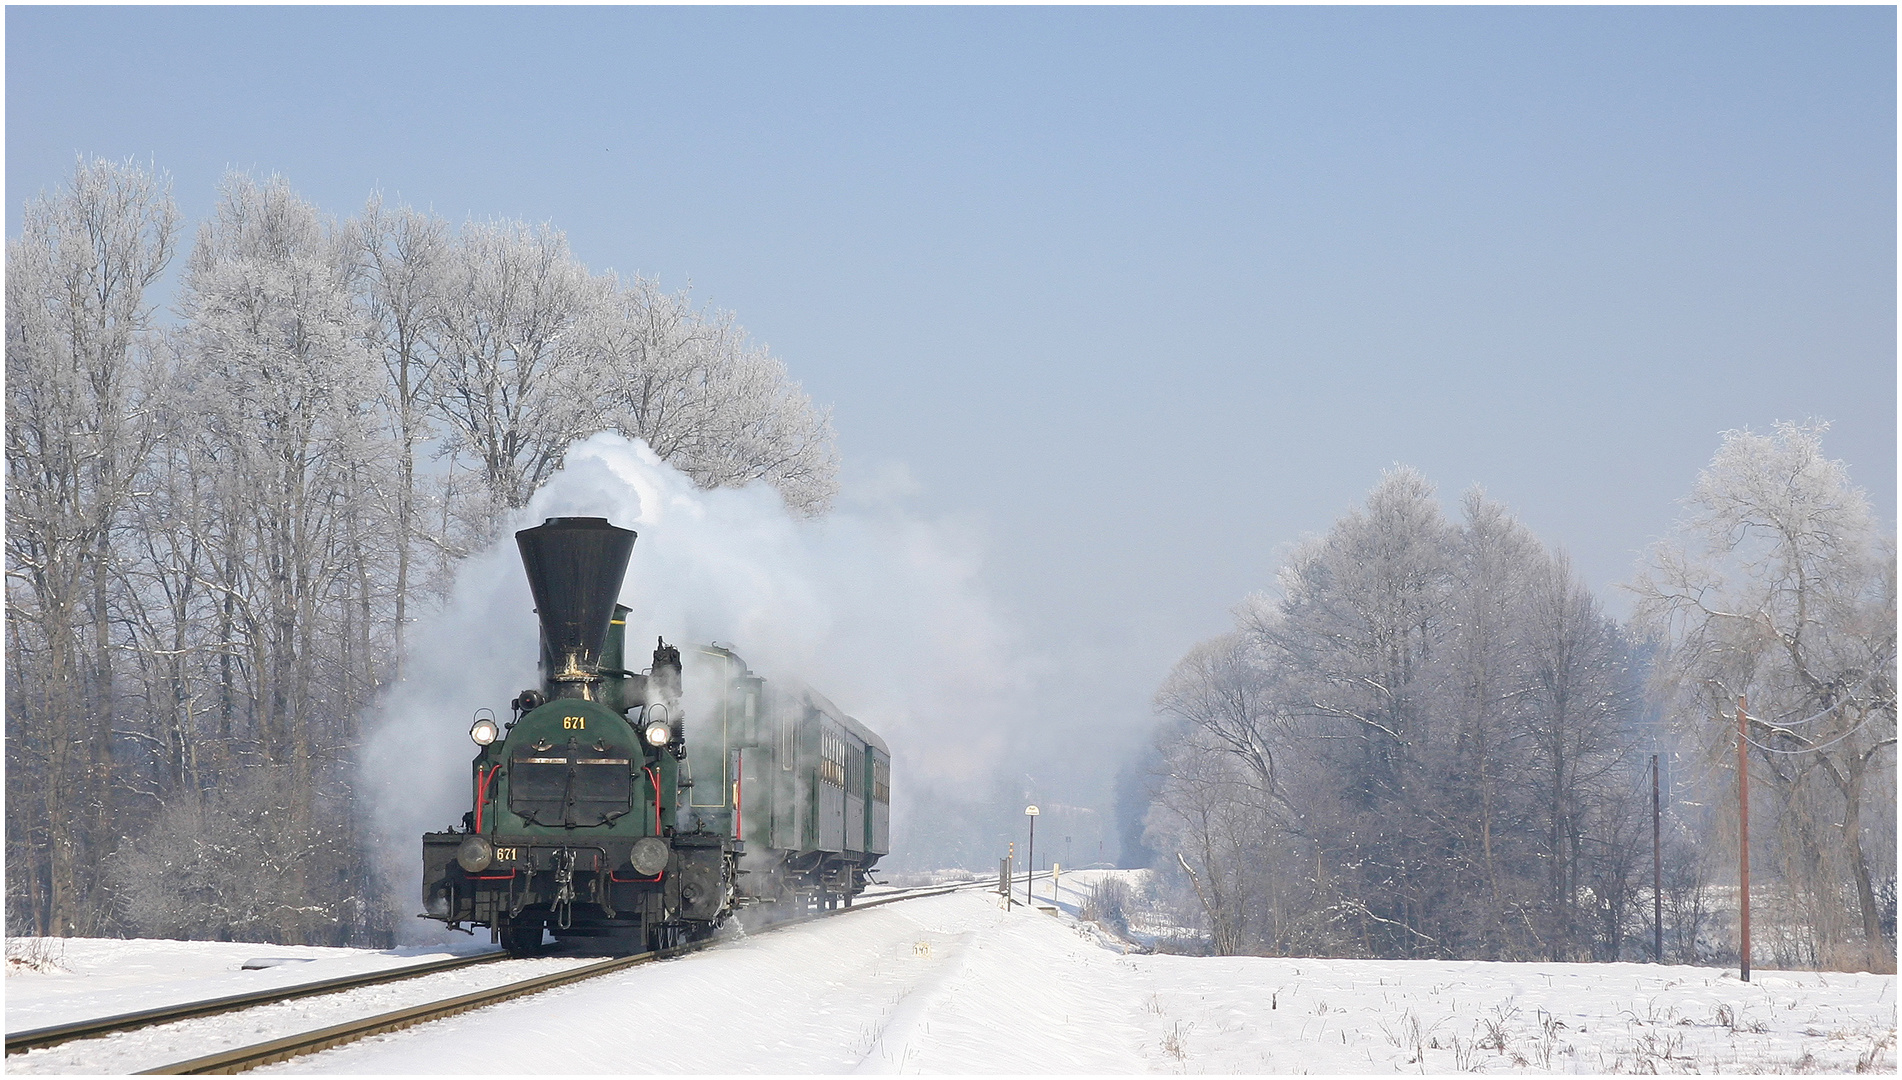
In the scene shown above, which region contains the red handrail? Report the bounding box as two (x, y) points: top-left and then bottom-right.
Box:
(647, 766), (662, 833)
(609, 768), (668, 884)
(474, 765), (499, 833)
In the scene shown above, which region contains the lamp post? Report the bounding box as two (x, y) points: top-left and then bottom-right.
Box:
(1025, 805), (1040, 907)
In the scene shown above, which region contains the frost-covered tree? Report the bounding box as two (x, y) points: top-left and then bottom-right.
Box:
(179, 173), (379, 773)
(1438, 490), (1546, 956)
(1153, 631), (1291, 810)
(1523, 551), (1643, 961)
(168, 174), (387, 942)
(1146, 730), (1269, 955)
(5, 156), (178, 936)
(1260, 467), (1456, 956)
(1634, 421), (1896, 972)
(592, 274), (838, 515)
(428, 219), (604, 516)
(1149, 470), (1652, 962)
(426, 222), (842, 526)
(116, 338), (221, 795)
(1148, 632), (1314, 954)
(351, 194), (450, 670)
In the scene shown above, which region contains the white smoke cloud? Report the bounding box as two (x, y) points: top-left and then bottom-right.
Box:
(360, 433), (1033, 940)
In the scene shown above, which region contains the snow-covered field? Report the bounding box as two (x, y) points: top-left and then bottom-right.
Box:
(6, 872), (1894, 1074)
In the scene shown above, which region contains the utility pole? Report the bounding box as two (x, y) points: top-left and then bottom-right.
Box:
(1738, 696), (1751, 983)
(1652, 753), (1663, 964)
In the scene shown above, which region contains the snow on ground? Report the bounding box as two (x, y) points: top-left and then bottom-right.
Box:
(4, 936), (498, 1033)
(7, 873), (1895, 1074)
(4, 939), (594, 1076)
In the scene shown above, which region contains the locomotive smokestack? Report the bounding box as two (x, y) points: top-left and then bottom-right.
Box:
(516, 517), (638, 699)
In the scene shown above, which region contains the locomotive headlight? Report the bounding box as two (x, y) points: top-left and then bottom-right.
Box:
(644, 703), (672, 746)
(470, 718), (499, 746)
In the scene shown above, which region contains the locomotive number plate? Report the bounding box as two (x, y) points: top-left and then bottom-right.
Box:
(494, 847), (519, 862)
(563, 716), (586, 730)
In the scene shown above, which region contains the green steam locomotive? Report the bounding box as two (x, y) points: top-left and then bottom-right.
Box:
(421, 517), (890, 954)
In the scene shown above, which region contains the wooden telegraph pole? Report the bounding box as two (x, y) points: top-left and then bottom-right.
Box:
(1738, 696), (1751, 983)
(1652, 753), (1663, 964)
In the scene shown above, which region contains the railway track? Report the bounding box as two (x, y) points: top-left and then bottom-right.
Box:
(4, 952), (512, 1055)
(9, 876), (1016, 1076)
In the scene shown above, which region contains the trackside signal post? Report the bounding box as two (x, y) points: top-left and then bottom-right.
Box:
(1001, 843), (1016, 908)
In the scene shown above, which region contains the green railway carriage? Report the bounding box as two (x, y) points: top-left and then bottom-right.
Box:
(686, 645), (890, 910)
(420, 517), (889, 955)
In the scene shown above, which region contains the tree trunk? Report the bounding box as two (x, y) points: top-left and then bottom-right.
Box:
(1835, 756), (1893, 973)
(85, 527), (113, 935)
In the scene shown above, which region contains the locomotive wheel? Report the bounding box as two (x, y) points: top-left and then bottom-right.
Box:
(501, 920), (545, 956)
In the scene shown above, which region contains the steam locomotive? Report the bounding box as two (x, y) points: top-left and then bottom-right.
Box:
(421, 517), (890, 954)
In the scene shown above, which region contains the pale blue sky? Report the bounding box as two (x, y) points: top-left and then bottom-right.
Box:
(9, 6), (1894, 833)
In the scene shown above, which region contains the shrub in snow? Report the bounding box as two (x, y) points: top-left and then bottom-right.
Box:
(6, 937), (68, 974)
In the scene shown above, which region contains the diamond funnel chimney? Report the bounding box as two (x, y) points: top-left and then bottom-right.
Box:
(515, 517), (638, 699)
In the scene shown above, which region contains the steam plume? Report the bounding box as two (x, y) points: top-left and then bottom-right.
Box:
(360, 433), (1030, 940)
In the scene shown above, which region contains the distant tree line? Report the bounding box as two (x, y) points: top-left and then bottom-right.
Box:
(6, 157), (837, 942)
(1143, 425), (1895, 973)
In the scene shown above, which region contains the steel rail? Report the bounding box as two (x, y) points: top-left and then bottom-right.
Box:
(4, 951), (511, 1055)
(137, 879), (997, 1075)
(136, 949), (668, 1075)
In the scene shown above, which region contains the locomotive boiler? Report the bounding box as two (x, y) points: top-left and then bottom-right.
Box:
(420, 516), (889, 954)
